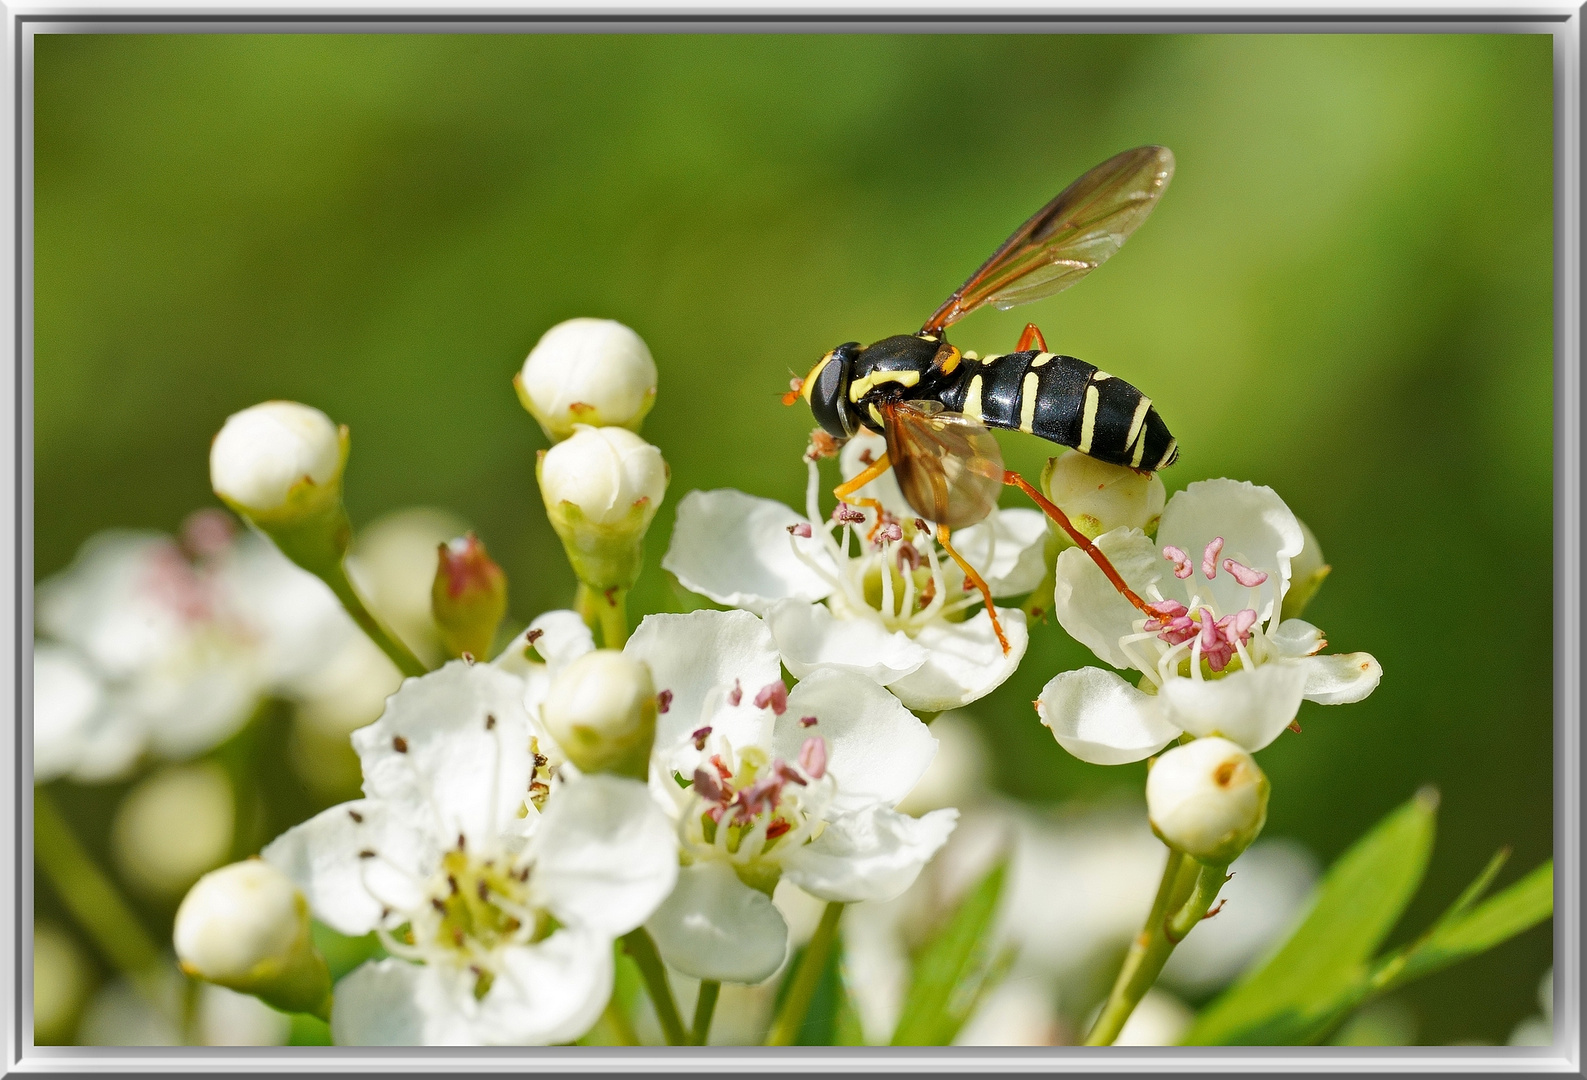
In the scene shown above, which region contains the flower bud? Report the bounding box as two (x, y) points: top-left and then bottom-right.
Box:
(173, 859), (331, 1019)
(538, 426), (668, 591)
(1040, 451), (1166, 545)
(1146, 737), (1269, 863)
(539, 649), (657, 779)
(210, 402), (347, 524)
(430, 533), (508, 661)
(1281, 517), (1332, 622)
(515, 317), (658, 441)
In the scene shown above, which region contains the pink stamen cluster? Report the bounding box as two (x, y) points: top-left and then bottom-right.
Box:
(691, 736), (828, 838)
(753, 680), (788, 715)
(1144, 601), (1259, 672)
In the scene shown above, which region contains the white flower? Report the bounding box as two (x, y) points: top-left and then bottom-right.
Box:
(262, 660), (677, 1045)
(34, 519), (357, 778)
(539, 649), (656, 777)
(175, 860), (307, 984)
(662, 430), (1042, 712)
(209, 401), (344, 518)
(1038, 479), (1383, 764)
(516, 318), (658, 441)
(540, 426), (667, 529)
(625, 609), (956, 984)
(1146, 737), (1269, 862)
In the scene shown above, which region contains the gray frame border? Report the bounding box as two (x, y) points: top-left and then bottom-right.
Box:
(0, 3), (1578, 1075)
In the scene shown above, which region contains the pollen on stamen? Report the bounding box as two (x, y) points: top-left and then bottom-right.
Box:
(834, 505), (866, 525)
(799, 716), (817, 728)
(787, 523), (813, 538)
(1202, 537), (1224, 580)
(726, 679), (742, 706)
(657, 689), (673, 714)
(691, 725), (712, 751)
(1162, 545), (1193, 579)
(878, 522), (903, 543)
(1222, 559), (1268, 587)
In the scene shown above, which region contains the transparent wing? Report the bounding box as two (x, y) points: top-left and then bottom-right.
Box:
(921, 145), (1175, 333)
(882, 401), (1005, 530)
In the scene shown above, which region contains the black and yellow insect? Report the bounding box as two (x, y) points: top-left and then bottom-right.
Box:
(787, 145), (1179, 650)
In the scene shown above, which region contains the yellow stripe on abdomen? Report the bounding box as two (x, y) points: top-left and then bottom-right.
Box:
(962, 374), (984, 420)
(1018, 372), (1039, 433)
(1078, 385), (1100, 453)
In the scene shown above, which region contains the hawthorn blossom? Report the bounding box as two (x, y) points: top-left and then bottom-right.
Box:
(262, 660), (677, 1045)
(34, 515), (353, 780)
(625, 608), (957, 983)
(663, 431), (1044, 712)
(1037, 479), (1382, 764)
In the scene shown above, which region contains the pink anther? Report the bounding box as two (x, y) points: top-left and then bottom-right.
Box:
(691, 725), (712, 751)
(1162, 545), (1193, 579)
(1147, 599), (1189, 619)
(1219, 608), (1259, 647)
(657, 690), (673, 714)
(692, 766), (724, 803)
(776, 761), (808, 787)
(1152, 614), (1200, 647)
(834, 505), (866, 524)
(798, 736), (828, 780)
(787, 522), (813, 538)
(878, 522), (904, 543)
(726, 679), (743, 707)
(1222, 559), (1268, 587)
(914, 518), (932, 536)
(753, 680), (789, 715)
(1202, 537), (1224, 580)
(1198, 607), (1235, 672)
(896, 543), (921, 572)
(799, 716), (818, 728)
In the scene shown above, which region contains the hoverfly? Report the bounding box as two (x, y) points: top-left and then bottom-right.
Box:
(786, 146), (1178, 653)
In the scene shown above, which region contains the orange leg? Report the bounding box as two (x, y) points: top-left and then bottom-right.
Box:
(937, 524), (1011, 655)
(1003, 470), (1157, 618)
(832, 452), (892, 538)
(1016, 323), (1048, 352)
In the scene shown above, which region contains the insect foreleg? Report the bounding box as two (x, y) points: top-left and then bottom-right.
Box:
(831, 451), (893, 541)
(1003, 470), (1156, 617)
(935, 524), (1011, 655)
(1015, 323), (1048, 352)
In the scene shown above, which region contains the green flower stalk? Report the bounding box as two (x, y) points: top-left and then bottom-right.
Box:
(209, 400), (425, 677)
(431, 532), (508, 661)
(173, 859), (332, 1020)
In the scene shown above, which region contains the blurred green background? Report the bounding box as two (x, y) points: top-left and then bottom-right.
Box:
(34, 32), (1553, 1044)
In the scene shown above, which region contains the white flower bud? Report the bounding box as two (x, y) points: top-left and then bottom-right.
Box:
(1146, 737), (1269, 863)
(540, 649), (657, 778)
(1041, 451), (1167, 543)
(173, 859), (331, 1019)
(210, 402), (346, 520)
(516, 318), (658, 441)
(538, 426), (668, 591)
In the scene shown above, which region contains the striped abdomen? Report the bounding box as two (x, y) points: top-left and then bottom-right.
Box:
(937, 351), (1178, 470)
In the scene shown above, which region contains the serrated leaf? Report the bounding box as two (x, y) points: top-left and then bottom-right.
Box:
(1183, 788), (1439, 1046)
(1376, 859), (1552, 993)
(890, 858), (1009, 1046)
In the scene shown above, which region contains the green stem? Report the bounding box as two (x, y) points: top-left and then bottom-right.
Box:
(33, 787), (161, 983)
(601, 996), (641, 1046)
(765, 901), (844, 1046)
(1084, 849), (1199, 1046)
(322, 563), (427, 677)
(597, 587), (630, 649)
(621, 928), (686, 1046)
(1166, 861), (1231, 944)
(691, 980), (721, 1046)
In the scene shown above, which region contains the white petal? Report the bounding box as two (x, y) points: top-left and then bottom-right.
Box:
(262, 799), (429, 936)
(1157, 479), (1304, 626)
(777, 668), (936, 811)
(36, 532), (186, 677)
(839, 431), (913, 519)
(219, 532), (353, 692)
(1268, 619), (1326, 658)
(1159, 663), (1309, 752)
(480, 928), (614, 1045)
(1052, 529), (1165, 670)
(950, 508), (1051, 597)
(767, 600), (926, 686)
(351, 661), (532, 849)
(662, 489), (835, 615)
(1294, 652), (1383, 705)
(625, 610), (781, 751)
(1036, 667), (1180, 765)
(65, 698), (147, 783)
(782, 806), (958, 903)
(884, 608), (1028, 712)
(646, 861), (788, 984)
(528, 774), (678, 937)
(34, 645), (108, 783)
(330, 959), (472, 1046)
(494, 610), (593, 677)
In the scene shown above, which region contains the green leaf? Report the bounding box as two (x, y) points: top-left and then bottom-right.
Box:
(769, 931), (849, 1045)
(1183, 787), (1439, 1046)
(1376, 859), (1552, 993)
(890, 857), (1009, 1046)
(288, 1012), (333, 1045)
(311, 920), (385, 981)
